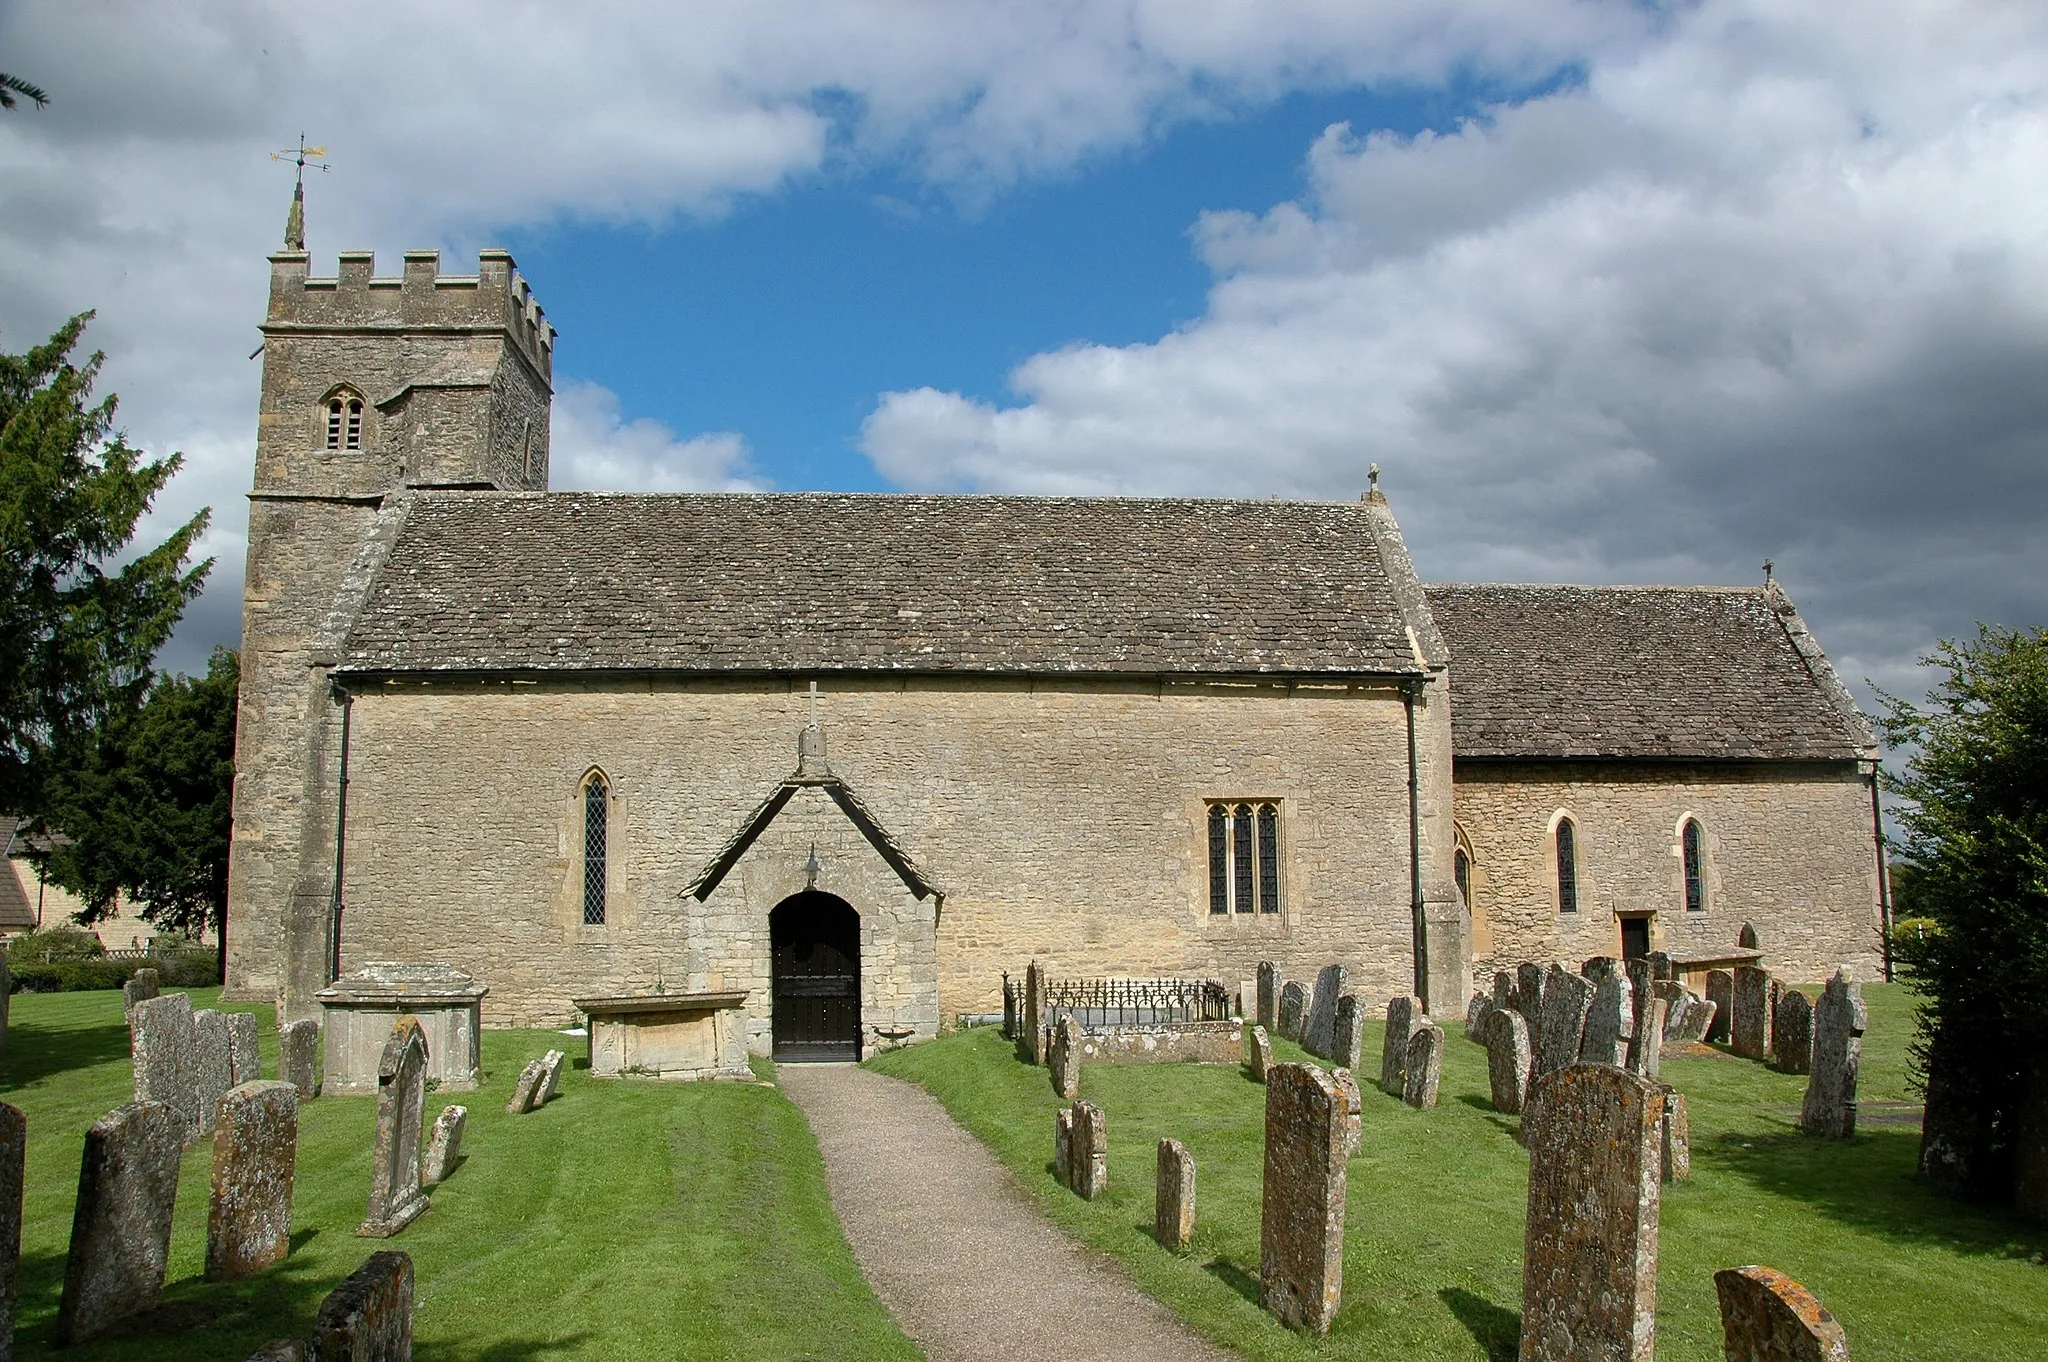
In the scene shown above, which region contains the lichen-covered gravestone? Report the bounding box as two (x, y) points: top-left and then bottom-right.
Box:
(1492, 969), (1516, 1014)
(122, 967), (161, 1014)
(1579, 971), (1635, 1068)
(1520, 1065), (1665, 1362)
(1302, 964), (1346, 1059)
(278, 1020), (321, 1101)
(1379, 994), (1424, 1096)
(1050, 1016), (1081, 1100)
(56, 1101), (183, 1347)
(537, 1049), (567, 1104)
(1800, 970), (1868, 1138)
(1069, 1100), (1108, 1200)
(1403, 1023), (1446, 1110)
(1243, 1023), (1272, 1084)
(505, 1059), (548, 1115)
(0, 1101), (23, 1358)
(1659, 1085), (1691, 1183)
(1535, 967), (1594, 1078)
(1582, 955), (1619, 984)
(1732, 966), (1774, 1060)
(1018, 960), (1048, 1064)
(1515, 962), (1547, 1028)
(1053, 1108), (1073, 1187)
(207, 1081), (300, 1281)
(1155, 1138), (1196, 1250)
(1483, 1006), (1533, 1114)
(1464, 991), (1494, 1042)
(1330, 994), (1364, 1072)
(358, 1017), (430, 1238)
(227, 1012), (263, 1086)
(423, 1106), (467, 1186)
(130, 992), (199, 1143)
(1623, 959), (1662, 1079)
(192, 1009), (234, 1139)
(314, 1250), (414, 1362)
(1706, 969), (1735, 1044)
(1331, 1067), (1363, 1156)
(1278, 981), (1307, 1042)
(1257, 960), (1280, 1031)
(1774, 989), (1815, 1074)
(1714, 1265), (1851, 1361)
(1260, 1063), (1347, 1334)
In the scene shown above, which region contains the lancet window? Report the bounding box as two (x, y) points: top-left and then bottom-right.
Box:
(1682, 818), (1706, 913)
(582, 773), (608, 926)
(324, 391), (365, 450)
(1555, 817), (1579, 915)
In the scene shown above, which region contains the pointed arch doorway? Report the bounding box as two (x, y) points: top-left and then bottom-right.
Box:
(770, 891), (862, 1061)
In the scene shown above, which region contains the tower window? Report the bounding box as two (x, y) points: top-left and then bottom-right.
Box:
(1206, 801), (1282, 915)
(324, 393), (365, 450)
(1682, 818), (1706, 913)
(1555, 817), (1579, 914)
(582, 774), (608, 926)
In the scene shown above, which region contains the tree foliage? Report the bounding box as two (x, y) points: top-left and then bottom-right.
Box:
(1, 313), (211, 818)
(1880, 624), (2048, 1200)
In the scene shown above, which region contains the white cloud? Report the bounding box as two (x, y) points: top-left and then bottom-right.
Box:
(550, 381), (762, 493)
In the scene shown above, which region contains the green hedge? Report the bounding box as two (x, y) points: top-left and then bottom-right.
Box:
(8, 951), (218, 994)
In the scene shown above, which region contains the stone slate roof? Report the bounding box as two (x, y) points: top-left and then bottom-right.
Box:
(337, 492), (1431, 677)
(2, 819), (45, 930)
(1425, 584), (1875, 762)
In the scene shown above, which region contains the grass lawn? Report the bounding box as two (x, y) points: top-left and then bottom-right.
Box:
(871, 983), (2048, 1361)
(2, 988), (920, 1361)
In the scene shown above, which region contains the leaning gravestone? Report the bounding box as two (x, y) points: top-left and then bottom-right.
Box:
(192, 1009), (235, 1139)
(1278, 981), (1307, 1042)
(279, 1019), (321, 1101)
(207, 1081), (300, 1281)
(1070, 1100), (1108, 1200)
(1521, 1065), (1665, 1362)
(1535, 967), (1595, 1078)
(1379, 994), (1424, 1096)
(1774, 989), (1815, 1074)
(1484, 1006), (1533, 1114)
(536, 1049), (567, 1104)
(1622, 959), (1659, 1075)
(1257, 961), (1280, 1032)
(423, 1106), (467, 1186)
(130, 991), (198, 1142)
(1515, 962), (1547, 1028)
(1302, 964), (1346, 1059)
(1580, 972), (1635, 1068)
(1243, 1023), (1272, 1083)
(1801, 970), (1868, 1138)
(1714, 1264), (1851, 1361)
(1050, 1016), (1081, 1100)
(1659, 1087), (1691, 1183)
(1330, 995), (1365, 1072)
(313, 1250), (414, 1362)
(1706, 969), (1735, 1043)
(1331, 1068), (1363, 1157)
(1403, 1023), (1446, 1111)
(122, 967), (161, 1014)
(1732, 966), (1775, 1061)
(227, 1012), (263, 1085)
(505, 1059), (548, 1115)
(0, 1101), (23, 1358)
(1155, 1139), (1196, 1251)
(1018, 960), (1048, 1064)
(1260, 1063), (1347, 1334)
(56, 1101), (183, 1347)
(358, 1018), (429, 1238)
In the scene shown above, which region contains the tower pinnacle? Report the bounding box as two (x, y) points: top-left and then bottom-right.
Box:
(270, 135), (329, 250)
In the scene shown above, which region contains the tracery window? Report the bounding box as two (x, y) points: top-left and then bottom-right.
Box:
(324, 391), (365, 450)
(1682, 818), (1706, 913)
(1555, 817), (1579, 915)
(1207, 801), (1282, 915)
(582, 773), (608, 926)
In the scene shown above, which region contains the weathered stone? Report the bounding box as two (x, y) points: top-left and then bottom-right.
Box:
(1260, 1063), (1346, 1334)
(1773, 989), (1814, 1074)
(1464, 991), (1494, 1042)
(1648, 951), (1674, 983)
(315, 962), (485, 1095)
(1330, 994), (1365, 1072)
(0, 1102), (22, 1357)
(1379, 994), (1424, 1096)
(423, 1106), (467, 1186)
(247, 1341), (310, 1361)
(1155, 1138), (1196, 1250)
(122, 967), (161, 1014)
(1516, 962), (1547, 1028)
(1050, 1015), (1081, 1100)
(1018, 960), (1047, 1064)
(1302, 964), (1346, 1059)
(1484, 1006), (1533, 1114)
(1801, 970), (1868, 1139)
(1732, 966), (1774, 1061)
(1658, 983), (1714, 1045)
(1535, 966), (1594, 1078)
(129, 991), (198, 1142)
(1628, 994), (1668, 1079)
(1257, 960), (1280, 1031)
(1492, 969), (1516, 1013)
(193, 1008), (234, 1139)
(279, 1020), (321, 1101)
(1707, 969), (1735, 1044)
(1070, 1100), (1108, 1200)
(1243, 1022), (1272, 1083)
(227, 1012), (264, 1085)
(1714, 1265), (1851, 1361)
(1054, 1107), (1074, 1187)
(1580, 972), (1635, 1068)
(1402, 1023), (1445, 1110)
(537, 1048), (567, 1104)
(56, 1101), (182, 1347)
(506, 1059), (547, 1114)
(313, 1250), (414, 1362)
(208, 1081), (300, 1280)
(1001, 972), (1017, 1039)
(1660, 1088), (1690, 1183)
(358, 1017), (429, 1238)
(1278, 981), (1307, 1041)
(1581, 955), (1619, 984)
(1331, 1067), (1363, 1156)
(1520, 1065), (1665, 1362)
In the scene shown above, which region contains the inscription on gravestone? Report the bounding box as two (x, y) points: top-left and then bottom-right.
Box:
(1579, 972), (1634, 1068)
(1535, 967), (1594, 1078)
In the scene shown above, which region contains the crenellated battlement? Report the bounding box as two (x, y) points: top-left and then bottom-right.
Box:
(265, 247), (554, 379)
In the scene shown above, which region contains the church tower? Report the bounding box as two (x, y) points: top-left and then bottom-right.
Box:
(225, 193), (555, 1019)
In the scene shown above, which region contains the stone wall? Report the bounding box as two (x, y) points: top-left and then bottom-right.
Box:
(1453, 761), (1881, 983)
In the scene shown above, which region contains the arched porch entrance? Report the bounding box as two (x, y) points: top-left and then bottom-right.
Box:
(770, 891), (861, 1061)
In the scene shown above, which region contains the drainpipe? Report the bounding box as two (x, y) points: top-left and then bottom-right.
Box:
(1404, 681), (1427, 1001)
(1869, 766), (1893, 983)
(330, 684), (353, 983)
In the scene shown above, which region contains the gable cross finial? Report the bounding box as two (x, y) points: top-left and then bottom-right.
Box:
(270, 133), (329, 250)
(807, 679), (820, 731)
(1763, 557), (1775, 584)
(1368, 462), (1380, 493)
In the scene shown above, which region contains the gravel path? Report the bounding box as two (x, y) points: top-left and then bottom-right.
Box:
(778, 1063), (1239, 1362)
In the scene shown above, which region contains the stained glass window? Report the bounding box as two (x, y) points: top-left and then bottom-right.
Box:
(1455, 847), (1470, 906)
(582, 775), (608, 925)
(1682, 819), (1705, 913)
(1207, 804), (1228, 915)
(1231, 805), (1255, 914)
(1257, 803), (1280, 913)
(1555, 818), (1578, 914)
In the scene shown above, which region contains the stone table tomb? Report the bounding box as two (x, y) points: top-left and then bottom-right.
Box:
(317, 963), (485, 1095)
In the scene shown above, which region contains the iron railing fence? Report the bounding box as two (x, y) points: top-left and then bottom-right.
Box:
(1038, 975), (1231, 1029)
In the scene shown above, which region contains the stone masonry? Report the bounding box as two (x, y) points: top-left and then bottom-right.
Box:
(1260, 1063), (1347, 1334)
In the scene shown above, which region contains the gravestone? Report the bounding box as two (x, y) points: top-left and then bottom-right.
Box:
(1535, 967), (1595, 1078)
(423, 1106), (467, 1186)
(1330, 995), (1365, 1072)
(247, 1341), (308, 1361)
(1019, 960), (1048, 1064)
(537, 1049), (567, 1104)
(1259, 1063), (1347, 1334)
(1659, 983), (1715, 1045)
(1580, 972), (1635, 1068)
(1070, 1100), (1108, 1200)
(1331, 1067), (1363, 1157)
(1155, 1139), (1196, 1250)
(313, 1250), (414, 1362)
(1714, 1265), (1851, 1361)
(1464, 991), (1493, 1042)
(1278, 981), (1307, 1041)
(1302, 964), (1346, 1059)
(1623, 959), (1658, 1071)
(1492, 970), (1516, 1014)
(1257, 961), (1280, 1031)
(1243, 1023), (1271, 1083)
(1801, 970), (1868, 1138)
(1379, 994), (1424, 1096)
(0, 1102), (22, 1359)
(1516, 962), (1547, 1027)
(1050, 1016), (1081, 1100)
(192, 1009), (234, 1139)
(56, 1101), (182, 1347)
(1582, 955), (1619, 983)
(1648, 951), (1674, 983)
(1053, 1108), (1073, 1188)
(207, 1081), (300, 1281)
(1706, 970), (1735, 1043)
(1659, 1087), (1690, 1183)
(358, 1018), (429, 1238)
(1732, 966), (1774, 1061)
(1484, 1006), (1533, 1114)
(1521, 1065), (1665, 1362)
(122, 968), (161, 1014)
(227, 1012), (263, 1086)
(1774, 989), (1815, 1074)
(505, 1059), (548, 1115)
(1001, 973), (1016, 1039)
(279, 1020), (321, 1100)
(1403, 1023), (1446, 1110)
(130, 991), (198, 1142)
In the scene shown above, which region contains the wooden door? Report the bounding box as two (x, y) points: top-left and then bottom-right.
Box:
(771, 892), (861, 1062)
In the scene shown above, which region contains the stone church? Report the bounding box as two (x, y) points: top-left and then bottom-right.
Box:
(225, 225), (1888, 1060)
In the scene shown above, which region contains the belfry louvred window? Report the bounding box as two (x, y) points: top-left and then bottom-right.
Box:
(324, 392), (364, 450)
(1206, 801), (1282, 915)
(582, 775), (608, 926)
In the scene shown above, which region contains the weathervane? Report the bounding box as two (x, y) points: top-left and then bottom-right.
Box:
(270, 134), (329, 250)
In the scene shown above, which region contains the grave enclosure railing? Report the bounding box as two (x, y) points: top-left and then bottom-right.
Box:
(1020, 974), (1233, 1030)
